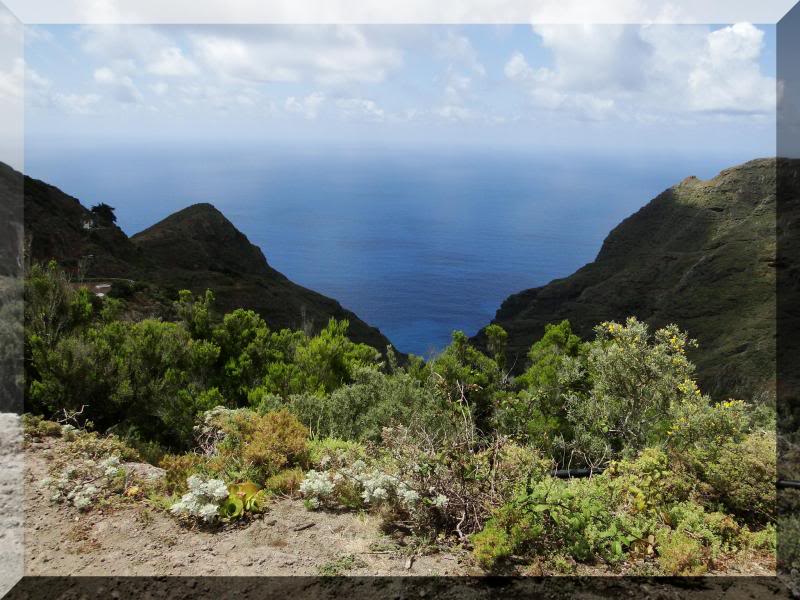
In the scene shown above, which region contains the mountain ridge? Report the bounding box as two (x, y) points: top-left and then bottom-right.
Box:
(474, 157), (790, 400)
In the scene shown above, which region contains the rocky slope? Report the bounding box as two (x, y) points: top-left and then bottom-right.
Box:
(16, 164), (393, 352)
(476, 158), (792, 401)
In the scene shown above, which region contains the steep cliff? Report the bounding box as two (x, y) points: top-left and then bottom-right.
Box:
(476, 158), (788, 400)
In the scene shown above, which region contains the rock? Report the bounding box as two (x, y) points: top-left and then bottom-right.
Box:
(122, 462), (166, 482)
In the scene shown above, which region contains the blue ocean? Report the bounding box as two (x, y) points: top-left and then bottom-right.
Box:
(24, 142), (759, 356)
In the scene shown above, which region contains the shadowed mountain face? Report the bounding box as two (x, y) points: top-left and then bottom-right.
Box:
(17, 165), (394, 352)
(131, 203), (273, 276)
(476, 158), (792, 401)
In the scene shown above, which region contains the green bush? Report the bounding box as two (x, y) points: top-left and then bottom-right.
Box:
(264, 468), (305, 496)
(306, 438), (367, 469)
(65, 429), (141, 462)
(702, 431), (776, 524)
(28, 317), (222, 448)
(779, 514), (800, 572)
(256, 367), (449, 442)
(472, 476), (654, 570)
(430, 330), (507, 432)
(21, 414), (62, 439)
(201, 407), (309, 485)
(497, 321), (587, 448)
(560, 318), (701, 465)
(655, 530), (707, 575)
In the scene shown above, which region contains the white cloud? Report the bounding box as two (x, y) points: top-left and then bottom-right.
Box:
(150, 81), (168, 95)
(192, 35), (299, 82)
(436, 30), (485, 76)
(505, 23), (775, 121)
(285, 91), (325, 119)
(79, 25), (172, 62)
(687, 23), (775, 113)
(53, 92), (101, 114)
(436, 104), (475, 121)
(529, 0), (685, 24)
(0, 58), (25, 100)
(443, 69), (474, 104)
(93, 65), (143, 104)
(191, 26), (403, 85)
(336, 97), (384, 121)
(504, 52), (551, 85)
(1, 58), (101, 115)
(147, 46), (198, 77)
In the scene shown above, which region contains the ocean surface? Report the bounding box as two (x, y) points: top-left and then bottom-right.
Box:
(24, 143), (759, 356)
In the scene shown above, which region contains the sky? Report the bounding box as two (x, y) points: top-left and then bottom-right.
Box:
(19, 23), (777, 155)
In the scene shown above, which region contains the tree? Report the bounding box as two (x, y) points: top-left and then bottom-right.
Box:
(493, 320), (587, 450)
(562, 317), (700, 466)
(484, 324), (508, 371)
(90, 203), (117, 224)
(431, 330), (506, 433)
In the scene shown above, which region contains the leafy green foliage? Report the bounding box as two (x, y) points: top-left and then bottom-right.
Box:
(472, 475), (655, 570)
(562, 318), (701, 464)
(494, 320), (586, 449)
(23, 263), (776, 575)
(254, 367), (449, 442)
(429, 330), (506, 432)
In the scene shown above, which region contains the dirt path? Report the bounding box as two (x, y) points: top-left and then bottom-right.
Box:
(23, 437), (473, 577)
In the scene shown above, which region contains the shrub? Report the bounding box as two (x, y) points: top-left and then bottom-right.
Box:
(21, 414), (62, 439)
(779, 515), (800, 572)
(652, 503), (737, 574)
(41, 429), (143, 512)
(301, 423), (551, 542)
(702, 431), (776, 524)
(265, 468), (305, 496)
(666, 398), (750, 465)
(604, 447), (696, 512)
(44, 455), (128, 511)
(503, 320), (587, 446)
(561, 318), (701, 466)
(472, 475), (655, 570)
(66, 430), (140, 462)
(306, 438), (367, 469)
(655, 530), (707, 575)
(261, 367), (450, 443)
(28, 317), (223, 448)
(160, 453), (209, 495)
(429, 330), (507, 433)
(199, 407), (309, 485)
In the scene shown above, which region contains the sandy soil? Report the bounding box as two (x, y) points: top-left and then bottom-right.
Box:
(23, 435), (472, 577)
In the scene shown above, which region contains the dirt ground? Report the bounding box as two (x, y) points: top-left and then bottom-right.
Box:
(22, 434), (472, 577)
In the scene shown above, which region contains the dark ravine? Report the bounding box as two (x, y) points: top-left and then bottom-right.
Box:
(475, 158), (796, 401)
(16, 163), (394, 353)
